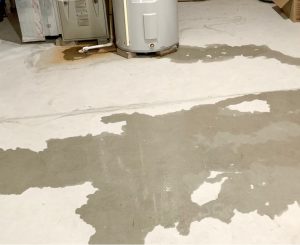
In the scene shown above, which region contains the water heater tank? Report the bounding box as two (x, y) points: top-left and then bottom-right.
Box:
(112, 0), (178, 53)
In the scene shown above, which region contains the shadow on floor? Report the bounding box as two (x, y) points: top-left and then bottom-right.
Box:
(272, 6), (289, 20)
(165, 44), (300, 66)
(0, 12), (22, 44)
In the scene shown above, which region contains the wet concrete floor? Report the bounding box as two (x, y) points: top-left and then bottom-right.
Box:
(0, 89), (300, 244)
(167, 45), (300, 66)
(35, 44), (300, 68)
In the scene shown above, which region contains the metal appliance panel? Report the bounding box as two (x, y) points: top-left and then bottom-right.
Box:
(57, 0), (109, 41)
(15, 0), (61, 42)
(39, 0), (61, 36)
(15, 0), (45, 42)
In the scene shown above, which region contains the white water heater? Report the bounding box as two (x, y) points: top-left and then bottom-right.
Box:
(112, 0), (178, 53)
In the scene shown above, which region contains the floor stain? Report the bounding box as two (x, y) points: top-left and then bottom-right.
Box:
(62, 46), (115, 61)
(0, 89), (300, 244)
(35, 45), (116, 69)
(166, 44), (300, 66)
(34, 44), (300, 70)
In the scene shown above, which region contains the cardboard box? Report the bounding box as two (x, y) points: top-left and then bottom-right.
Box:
(274, 0), (300, 22)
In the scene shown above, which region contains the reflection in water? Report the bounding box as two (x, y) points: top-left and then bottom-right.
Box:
(0, 89), (300, 244)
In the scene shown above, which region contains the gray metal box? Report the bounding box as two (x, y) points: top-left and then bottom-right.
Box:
(57, 0), (109, 41)
(15, 0), (61, 42)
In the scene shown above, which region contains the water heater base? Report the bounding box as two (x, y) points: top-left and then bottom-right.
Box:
(116, 44), (179, 59)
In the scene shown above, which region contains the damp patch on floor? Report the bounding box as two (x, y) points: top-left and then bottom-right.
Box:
(0, 89), (300, 244)
(30, 44), (300, 71)
(166, 45), (300, 66)
(31, 45), (117, 70)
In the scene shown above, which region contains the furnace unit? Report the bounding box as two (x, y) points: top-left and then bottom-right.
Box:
(57, 0), (109, 42)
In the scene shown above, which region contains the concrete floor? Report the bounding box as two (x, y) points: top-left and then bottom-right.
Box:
(0, 0), (300, 244)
